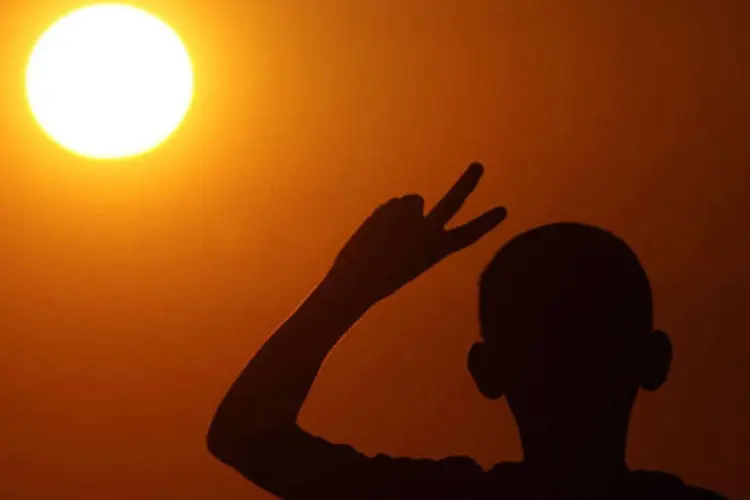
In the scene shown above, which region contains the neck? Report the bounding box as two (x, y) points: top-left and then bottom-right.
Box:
(520, 427), (630, 495)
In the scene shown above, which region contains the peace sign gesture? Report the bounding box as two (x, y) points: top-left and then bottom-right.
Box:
(326, 162), (507, 306)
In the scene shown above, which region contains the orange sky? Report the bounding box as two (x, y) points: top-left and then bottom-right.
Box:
(1, 1), (748, 499)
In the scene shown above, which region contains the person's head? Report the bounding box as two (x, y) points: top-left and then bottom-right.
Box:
(468, 223), (672, 451)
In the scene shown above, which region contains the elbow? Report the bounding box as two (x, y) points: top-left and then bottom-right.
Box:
(207, 418), (297, 469)
(206, 414), (271, 467)
(206, 417), (239, 465)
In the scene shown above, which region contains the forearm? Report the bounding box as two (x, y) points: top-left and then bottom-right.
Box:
(207, 163), (504, 466)
(207, 275), (372, 458)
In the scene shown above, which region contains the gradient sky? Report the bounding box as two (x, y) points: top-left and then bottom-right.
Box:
(1, 1), (748, 499)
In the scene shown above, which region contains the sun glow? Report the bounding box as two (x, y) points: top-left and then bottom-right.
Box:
(26, 4), (194, 160)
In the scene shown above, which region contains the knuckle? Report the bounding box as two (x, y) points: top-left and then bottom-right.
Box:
(400, 193), (423, 202)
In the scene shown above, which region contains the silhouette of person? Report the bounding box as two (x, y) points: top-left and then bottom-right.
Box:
(207, 163), (726, 499)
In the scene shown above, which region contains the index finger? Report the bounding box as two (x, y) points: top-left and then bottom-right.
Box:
(425, 162), (485, 228)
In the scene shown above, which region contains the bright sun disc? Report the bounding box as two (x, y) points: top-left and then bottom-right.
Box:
(26, 4), (194, 160)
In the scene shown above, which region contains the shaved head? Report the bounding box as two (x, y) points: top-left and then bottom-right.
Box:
(468, 223), (670, 448)
(479, 222), (652, 346)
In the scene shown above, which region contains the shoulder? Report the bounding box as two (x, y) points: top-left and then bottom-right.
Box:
(338, 454), (488, 499)
(367, 453), (485, 479)
(228, 427), (490, 499)
(628, 470), (727, 499)
(682, 485), (729, 500)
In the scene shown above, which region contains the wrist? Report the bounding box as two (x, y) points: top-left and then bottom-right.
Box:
(316, 272), (376, 320)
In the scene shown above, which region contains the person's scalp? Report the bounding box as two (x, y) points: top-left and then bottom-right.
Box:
(478, 223), (652, 342)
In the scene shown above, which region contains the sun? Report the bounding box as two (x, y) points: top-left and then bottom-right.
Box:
(26, 4), (194, 160)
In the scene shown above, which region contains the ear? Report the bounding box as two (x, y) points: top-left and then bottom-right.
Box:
(468, 342), (506, 400)
(639, 330), (673, 391)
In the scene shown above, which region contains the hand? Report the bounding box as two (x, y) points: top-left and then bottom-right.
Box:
(325, 162), (507, 306)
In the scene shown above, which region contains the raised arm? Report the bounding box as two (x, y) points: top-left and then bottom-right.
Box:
(206, 163), (506, 497)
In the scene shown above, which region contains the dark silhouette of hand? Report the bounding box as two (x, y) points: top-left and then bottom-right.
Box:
(326, 162), (507, 306)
